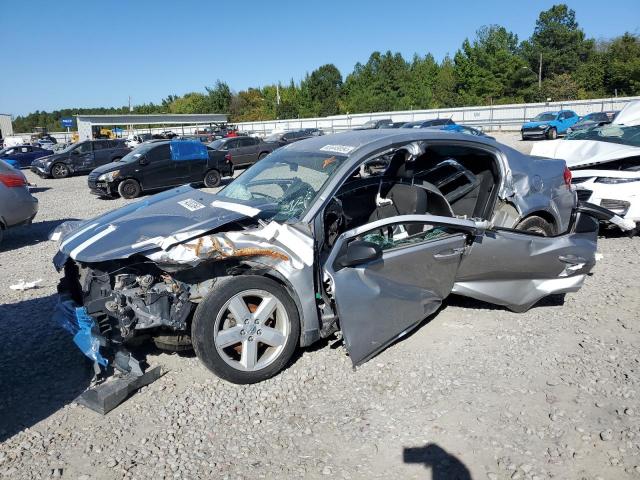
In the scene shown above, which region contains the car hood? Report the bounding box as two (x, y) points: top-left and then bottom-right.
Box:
(531, 139), (640, 168)
(91, 161), (124, 175)
(522, 120), (555, 128)
(33, 152), (65, 164)
(52, 185), (269, 268)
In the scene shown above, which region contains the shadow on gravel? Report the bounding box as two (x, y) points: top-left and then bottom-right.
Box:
(0, 218), (79, 251)
(27, 187), (51, 193)
(0, 294), (93, 442)
(403, 443), (472, 479)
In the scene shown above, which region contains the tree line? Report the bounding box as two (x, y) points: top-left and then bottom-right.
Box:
(12, 4), (640, 133)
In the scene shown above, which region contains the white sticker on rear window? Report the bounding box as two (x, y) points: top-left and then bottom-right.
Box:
(178, 199), (206, 212)
(319, 144), (355, 154)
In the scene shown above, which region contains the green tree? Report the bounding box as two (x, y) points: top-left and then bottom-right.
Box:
(521, 4), (595, 80)
(604, 33), (640, 96)
(432, 56), (458, 108)
(303, 64), (343, 117)
(454, 25), (531, 105)
(205, 80), (232, 113)
(406, 54), (439, 109)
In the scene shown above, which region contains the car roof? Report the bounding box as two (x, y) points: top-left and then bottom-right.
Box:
(283, 129), (498, 157)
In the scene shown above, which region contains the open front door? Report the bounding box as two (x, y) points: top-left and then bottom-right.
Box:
(324, 214), (479, 366)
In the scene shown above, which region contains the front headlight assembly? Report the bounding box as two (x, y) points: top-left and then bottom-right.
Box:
(98, 170), (120, 182)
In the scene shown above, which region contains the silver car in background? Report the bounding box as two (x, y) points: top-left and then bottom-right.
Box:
(52, 130), (601, 385)
(0, 160), (38, 245)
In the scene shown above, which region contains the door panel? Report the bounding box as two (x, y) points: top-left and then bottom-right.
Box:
(324, 214), (477, 366)
(452, 217), (598, 311)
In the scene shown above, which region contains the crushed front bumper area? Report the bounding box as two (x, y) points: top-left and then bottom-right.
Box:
(53, 296), (163, 414)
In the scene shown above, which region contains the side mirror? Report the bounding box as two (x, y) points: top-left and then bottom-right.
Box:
(139, 156), (148, 166)
(337, 240), (382, 268)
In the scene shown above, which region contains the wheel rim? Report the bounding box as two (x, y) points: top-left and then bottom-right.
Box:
(214, 289), (290, 372)
(122, 182), (137, 196)
(206, 172), (219, 186)
(53, 164), (66, 177)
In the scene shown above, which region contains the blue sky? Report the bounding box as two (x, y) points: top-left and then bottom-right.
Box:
(2, 0), (638, 116)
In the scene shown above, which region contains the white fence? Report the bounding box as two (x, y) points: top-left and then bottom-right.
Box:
(235, 96), (640, 135)
(12, 95), (640, 143)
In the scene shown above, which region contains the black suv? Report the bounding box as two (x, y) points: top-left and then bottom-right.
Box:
(264, 129), (322, 147)
(31, 139), (130, 179)
(87, 140), (233, 199)
(208, 136), (279, 167)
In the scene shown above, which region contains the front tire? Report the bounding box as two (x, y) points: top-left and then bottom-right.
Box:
(117, 178), (142, 199)
(204, 169), (221, 188)
(546, 127), (557, 140)
(258, 152), (268, 161)
(51, 163), (70, 179)
(516, 215), (554, 236)
(192, 276), (300, 384)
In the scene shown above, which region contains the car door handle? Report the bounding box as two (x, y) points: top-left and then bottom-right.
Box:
(433, 247), (465, 260)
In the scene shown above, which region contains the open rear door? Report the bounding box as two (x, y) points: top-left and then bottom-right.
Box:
(324, 214), (479, 366)
(452, 209), (599, 312)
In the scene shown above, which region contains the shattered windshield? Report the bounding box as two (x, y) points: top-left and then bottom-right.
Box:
(219, 148), (348, 222)
(533, 113), (556, 121)
(565, 124), (640, 147)
(118, 143), (158, 162)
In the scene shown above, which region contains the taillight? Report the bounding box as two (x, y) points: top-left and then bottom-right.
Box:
(563, 166), (572, 186)
(0, 173), (27, 188)
(224, 153), (232, 164)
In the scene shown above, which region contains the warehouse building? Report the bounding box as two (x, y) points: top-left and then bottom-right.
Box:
(76, 114), (228, 140)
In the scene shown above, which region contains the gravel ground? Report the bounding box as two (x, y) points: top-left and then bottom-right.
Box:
(1, 132), (639, 479)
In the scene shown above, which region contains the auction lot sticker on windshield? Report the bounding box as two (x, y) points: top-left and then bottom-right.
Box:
(178, 199), (206, 212)
(320, 144), (355, 155)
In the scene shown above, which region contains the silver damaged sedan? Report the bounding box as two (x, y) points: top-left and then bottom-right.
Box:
(52, 130), (603, 384)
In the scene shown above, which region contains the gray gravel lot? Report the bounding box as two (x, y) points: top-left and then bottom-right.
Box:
(1, 132), (639, 479)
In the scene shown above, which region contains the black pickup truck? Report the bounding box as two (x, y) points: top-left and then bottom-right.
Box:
(87, 140), (233, 199)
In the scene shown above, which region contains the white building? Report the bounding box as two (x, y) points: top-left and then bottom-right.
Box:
(0, 114), (13, 139)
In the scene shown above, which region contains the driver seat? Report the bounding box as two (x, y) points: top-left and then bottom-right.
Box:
(367, 183), (428, 234)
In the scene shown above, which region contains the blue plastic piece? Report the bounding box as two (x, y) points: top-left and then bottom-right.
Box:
(170, 140), (208, 161)
(53, 300), (108, 366)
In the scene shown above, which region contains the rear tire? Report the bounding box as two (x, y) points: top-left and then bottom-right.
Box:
(192, 275), (300, 384)
(516, 215), (554, 236)
(51, 163), (70, 179)
(117, 178), (142, 199)
(204, 169), (221, 188)
(546, 127), (557, 140)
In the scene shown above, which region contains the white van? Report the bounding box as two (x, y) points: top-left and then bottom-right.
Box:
(2, 136), (28, 148)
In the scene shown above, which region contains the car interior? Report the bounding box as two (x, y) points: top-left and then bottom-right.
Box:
(321, 141), (500, 250)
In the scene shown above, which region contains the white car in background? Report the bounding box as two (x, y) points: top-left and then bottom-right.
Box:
(532, 101), (640, 233)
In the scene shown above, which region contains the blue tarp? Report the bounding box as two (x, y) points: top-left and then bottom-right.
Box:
(53, 300), (108, 367)
(170, 140), (208, 161)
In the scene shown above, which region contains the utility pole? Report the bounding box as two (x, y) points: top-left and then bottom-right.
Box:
(538, 53), (542, 90)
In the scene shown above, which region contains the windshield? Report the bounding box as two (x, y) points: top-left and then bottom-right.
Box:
(361, 120), (378, 128)
(119, 142), (159, 162)
(533, 113), (557, 122)
(218, 148), (348, 222)
(565, 124), (640, 147)
(401, 122), (422, 129)
(59, 143), (79, 153)
(208, 139), (224, 150)
(577, 112), (608, 124)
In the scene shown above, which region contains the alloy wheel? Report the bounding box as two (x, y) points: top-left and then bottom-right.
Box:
(213, 289), (290, 372)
